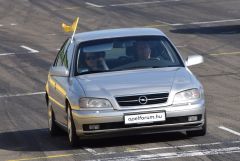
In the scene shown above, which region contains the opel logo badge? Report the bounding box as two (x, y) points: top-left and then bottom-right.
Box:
(138, 96), (148, 105)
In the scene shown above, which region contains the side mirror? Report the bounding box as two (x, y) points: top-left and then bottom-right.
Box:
(185, 55), (204, 67)
(49, 66), (69, 77)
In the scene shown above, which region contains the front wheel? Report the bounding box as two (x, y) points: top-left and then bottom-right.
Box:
(187, 118), (207, 137)
(48, 103), (59, 136)
(67, 106), (78, 146)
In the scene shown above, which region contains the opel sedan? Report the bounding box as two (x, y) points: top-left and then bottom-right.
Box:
(45, 28), (206, 146)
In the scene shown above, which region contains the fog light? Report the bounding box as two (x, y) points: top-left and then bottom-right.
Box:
(188, 116), (198, 122)
(89, 125), (100, 130)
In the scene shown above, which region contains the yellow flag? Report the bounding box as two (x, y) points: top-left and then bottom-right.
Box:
(62, 17), (79, 32)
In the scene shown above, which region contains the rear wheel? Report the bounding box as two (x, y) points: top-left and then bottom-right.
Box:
(48, 103), (59, 136)
(67, 105), (78, 146)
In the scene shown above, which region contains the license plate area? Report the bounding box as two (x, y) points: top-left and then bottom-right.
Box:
(124, 112), (166, 125)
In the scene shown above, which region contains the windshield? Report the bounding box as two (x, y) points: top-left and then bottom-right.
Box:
(75, 36), (184, 75)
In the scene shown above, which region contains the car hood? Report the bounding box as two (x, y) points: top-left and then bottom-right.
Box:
(76, 67), (193, 98)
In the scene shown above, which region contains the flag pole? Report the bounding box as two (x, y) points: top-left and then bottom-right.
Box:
(70, 17), (79, 43)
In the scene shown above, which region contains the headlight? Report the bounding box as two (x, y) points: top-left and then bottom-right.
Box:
(173, 88), (201, 104)
(79, 98), (112, 108)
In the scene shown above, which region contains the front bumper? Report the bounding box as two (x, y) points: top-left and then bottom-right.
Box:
(72, 101), (205, 138)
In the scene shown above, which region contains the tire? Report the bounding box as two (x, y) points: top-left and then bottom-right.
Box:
(187, 118), (207, 137)
(48, 103), (59, 136)
(67, 105), (78, 147)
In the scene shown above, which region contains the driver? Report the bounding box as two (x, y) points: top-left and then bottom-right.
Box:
(80, 51), (108, 72)
(136, 42), (151, 60)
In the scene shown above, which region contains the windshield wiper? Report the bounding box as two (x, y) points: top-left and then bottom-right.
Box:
(78, 66), (166, 75)
(127, 66), (163, 69)
(79, 70), (109, 75)
(111, 65), (164, 71)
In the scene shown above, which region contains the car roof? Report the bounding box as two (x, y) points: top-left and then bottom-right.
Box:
(74, 28), (166, 43)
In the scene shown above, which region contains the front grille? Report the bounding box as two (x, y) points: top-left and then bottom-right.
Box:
(115, 93), (169, 106)
(83, 115), (202, 131)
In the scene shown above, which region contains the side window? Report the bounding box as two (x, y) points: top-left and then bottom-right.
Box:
(64, 42), (74, 69)
(54, 39), (69, 67)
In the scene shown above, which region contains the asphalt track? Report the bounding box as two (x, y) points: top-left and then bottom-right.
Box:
(0, 0), (240, 160)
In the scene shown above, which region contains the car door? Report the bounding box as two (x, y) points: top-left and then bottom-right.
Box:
(55, 40), (75, 125)
(50, 39), (71, 125)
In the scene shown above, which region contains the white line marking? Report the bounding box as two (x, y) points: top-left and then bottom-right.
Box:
(124, 142), (223, 153)
(95, 152), (117, 155)
(86, 147), (240, 161)
(84, 148), (98, 155)
(219, 126), (240, 136)
(110, 0), (179, 7)
(190, 19), (240, 25)
(52, 7), (80, 11)
(51, 6), (80, 11)
(64, 7), (80, 10)
(155, 18), (240, 27)
(47, 33), (56, 36)
(233, 140), (240, 143)
(0, 24), (3, 27)
(155, 20), (184, 26)
(0, 53), (16, 56)
(155, 20), (172, 25)
(110, 0), (180, 6)
(171, 23), (184, 26)
(9, 141), (240, 160)
(20, 45), (39, 53)
(10, 23), (17, 26)
(210, 51), (240, 56)
(91, 140), (240, 155)
(0, 92), (45, 98)
(85, 2), (104, 8)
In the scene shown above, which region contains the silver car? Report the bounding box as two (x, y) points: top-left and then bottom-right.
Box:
(45, 28), (206, 146)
